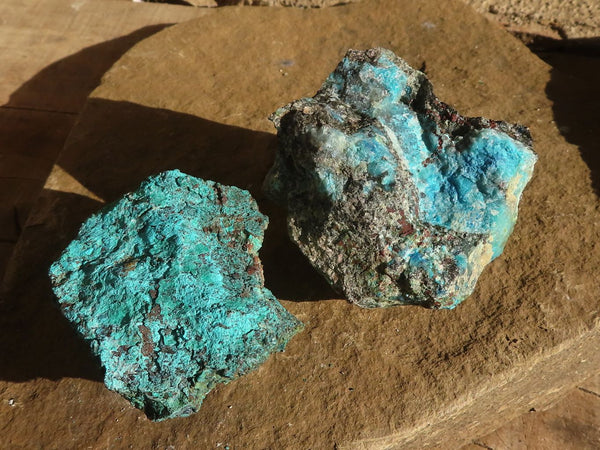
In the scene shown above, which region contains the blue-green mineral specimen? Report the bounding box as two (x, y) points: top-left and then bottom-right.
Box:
(49, 170), (302, 420)
(265, 48), (537, 309)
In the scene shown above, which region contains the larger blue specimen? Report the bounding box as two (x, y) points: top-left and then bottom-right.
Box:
(50, 170), (302, 420)
(265, 48), (537, 309)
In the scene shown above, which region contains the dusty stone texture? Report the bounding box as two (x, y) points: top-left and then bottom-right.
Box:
(216, 0), (600, 40)
(464, 0), (600, 39)
(186, 0), (218, 7)
(1, 0), (599, 448)
(463, 374), (600, 450)
(218, 0), (354, 6)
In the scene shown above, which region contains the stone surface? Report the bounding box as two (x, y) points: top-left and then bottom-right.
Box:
(465, 374), (600, 450)
(220, 0), (600, 39)
(1, 0), (599, 449)
(0, 0), (210, 281)
(218, 0), (354, 7)
(265, 48), (537, 309)
(465, 0), (600, 39)
(49, 170), (302, 420)
(184, 0), (218, 7)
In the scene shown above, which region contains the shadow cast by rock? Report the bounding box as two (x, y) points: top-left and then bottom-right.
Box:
(539, 38), (600, 196)
(0, 25), (175, 280)
(6, 24), (171, 113)
(0, 192), (106, 383)
(53, 98), (335, 301)
(0, 99), (336, 382)
(0, 25), (182, 383)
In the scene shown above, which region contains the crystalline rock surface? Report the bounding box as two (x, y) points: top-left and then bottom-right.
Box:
(49, 170), (302, 420)
(264, 48), (537, 309)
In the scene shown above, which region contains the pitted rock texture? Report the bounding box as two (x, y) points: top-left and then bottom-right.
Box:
(265, 48), (537, 309)
(49, 170), (302, 420)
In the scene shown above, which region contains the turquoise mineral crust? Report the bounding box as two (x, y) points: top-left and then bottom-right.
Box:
(49, 170), (302, 420)
(265, 48), (537, 309)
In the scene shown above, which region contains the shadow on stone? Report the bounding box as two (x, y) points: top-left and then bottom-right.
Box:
(547, 415), (600, 448)
(52, 99), (335, 302)
(0, 192), (106, 383)
(0, 98), (336, 382)
(0, 25), (182, 383)
(0, 22), (335, 382)
(0, 25), (174, 281)
(6, 24), (171, 113)
(539, 38), (600, 196)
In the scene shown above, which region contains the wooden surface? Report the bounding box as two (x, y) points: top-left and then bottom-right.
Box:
(0, 0), (598, 448)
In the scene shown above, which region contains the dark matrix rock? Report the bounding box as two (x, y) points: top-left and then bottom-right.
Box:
(265, 48), (537, 309)
(50, 170), (302, 420)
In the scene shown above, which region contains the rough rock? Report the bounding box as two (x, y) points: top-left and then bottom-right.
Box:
(49, 170), (302, 420)
(265, 48), (537, 309)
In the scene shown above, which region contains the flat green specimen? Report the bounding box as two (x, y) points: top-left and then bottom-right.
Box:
(49, 170), (302, 420)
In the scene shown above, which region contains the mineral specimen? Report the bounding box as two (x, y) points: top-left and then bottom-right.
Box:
(265, 48), (537, 309)
(49, 170), (302, 420)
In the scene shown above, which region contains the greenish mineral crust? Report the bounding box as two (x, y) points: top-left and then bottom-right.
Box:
(49, 170), (302, 420)
(264, 48), (537, 309)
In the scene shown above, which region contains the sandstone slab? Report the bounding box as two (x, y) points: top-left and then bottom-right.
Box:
(2, 0), (599, 448)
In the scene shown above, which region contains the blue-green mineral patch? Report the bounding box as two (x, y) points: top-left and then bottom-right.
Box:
(49, 170), (302, 420)
(265, 48), (537, 309)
